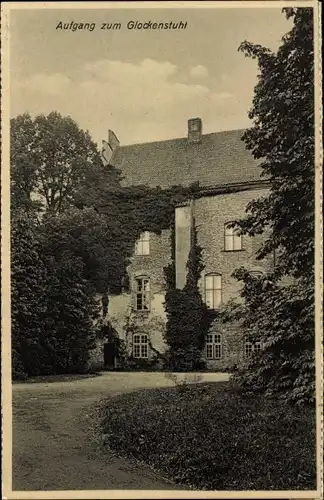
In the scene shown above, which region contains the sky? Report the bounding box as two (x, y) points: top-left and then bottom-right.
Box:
(10, 7), (293, 147)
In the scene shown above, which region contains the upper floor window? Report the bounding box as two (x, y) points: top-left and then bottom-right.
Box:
(244, 336), (262, 357)
(135, 232), (150, 256)
(206, 333), (222, 360)
(224, 223), (242, 251)
(134, 277), (150, 311)
(133, 334), (148, 358)
(205, 273), (222, 309)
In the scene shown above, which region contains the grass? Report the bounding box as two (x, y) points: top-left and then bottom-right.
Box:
(100, 381), (316, 491)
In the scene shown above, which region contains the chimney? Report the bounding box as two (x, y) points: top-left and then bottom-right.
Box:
(101, 129), (120, 165)
(188, 117), (202, 144)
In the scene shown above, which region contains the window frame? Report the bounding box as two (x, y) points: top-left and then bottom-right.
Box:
(244, 336), (262, 357)
(204, 273), (222, 309)
(133, 334), (149, 359)
(206, 333), (223, 360)
(135, 231), (150, 256)
(134, 276), (150, 311)
(224, 222), (243, 252)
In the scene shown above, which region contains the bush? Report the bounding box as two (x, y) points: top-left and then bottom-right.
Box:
(100, 382), (316, 490)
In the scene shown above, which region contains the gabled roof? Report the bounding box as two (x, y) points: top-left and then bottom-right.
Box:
(109, 129), (262, 189)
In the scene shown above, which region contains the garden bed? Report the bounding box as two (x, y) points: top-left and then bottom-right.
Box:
(100, 381), (316, 491)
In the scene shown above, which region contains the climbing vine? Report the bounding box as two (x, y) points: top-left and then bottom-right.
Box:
(163, 219), (217, 371)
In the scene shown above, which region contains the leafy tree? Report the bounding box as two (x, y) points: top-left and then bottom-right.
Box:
(11, 210), (47, 377)
(228, 8), (315, 404)
(11, 209), (101, 377)
(11, 111), (102, 214)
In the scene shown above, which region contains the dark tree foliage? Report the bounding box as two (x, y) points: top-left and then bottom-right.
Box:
(227, 8), (315, 404)
(11, 211), (47, 378)
(11, 210), (100, 377)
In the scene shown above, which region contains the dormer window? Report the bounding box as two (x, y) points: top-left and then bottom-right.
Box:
(135, 231), (150, 256)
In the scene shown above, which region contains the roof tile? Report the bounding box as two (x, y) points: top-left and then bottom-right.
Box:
(110, 129), (261, 189)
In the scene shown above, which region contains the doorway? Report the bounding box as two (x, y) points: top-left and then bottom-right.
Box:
(104, 342), (116, 370)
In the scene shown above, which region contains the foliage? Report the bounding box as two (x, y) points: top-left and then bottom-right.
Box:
(11, 112), (102, 214)
(11, 209), (100, 377)
(11, 210), (47, 377)
(236, 8), (314, 280)
(101, 382), (316, 490)
(164, 224), (216, 370)
(226, 8), (315, 404)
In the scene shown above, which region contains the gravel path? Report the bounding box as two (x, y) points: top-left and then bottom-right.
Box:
(12, 372), (229, 491)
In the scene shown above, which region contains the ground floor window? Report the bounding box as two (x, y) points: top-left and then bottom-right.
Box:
(133, 334), (148, 358)
(206, 333), (222, 360)
(244, 337), (262, 357)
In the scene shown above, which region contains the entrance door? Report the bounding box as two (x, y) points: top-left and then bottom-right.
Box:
(104, 342), (116, 370)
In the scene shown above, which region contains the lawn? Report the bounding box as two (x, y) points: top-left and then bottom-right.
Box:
(100, 380), (316, 491)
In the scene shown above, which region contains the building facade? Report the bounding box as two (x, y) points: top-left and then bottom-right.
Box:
(89, 118), (271, 371)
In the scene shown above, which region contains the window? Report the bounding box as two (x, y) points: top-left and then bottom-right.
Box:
(206, 333), (222, 360)
(205, 274), (222, 309)
(134, 277), (150, 311)
(244, 337), (262, 357)
(135, 232), (150, 255)
(224, 223), (242, 251)
(133, 334), (148, 358)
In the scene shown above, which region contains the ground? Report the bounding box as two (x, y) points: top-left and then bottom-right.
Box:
(12, 371), (229, 491)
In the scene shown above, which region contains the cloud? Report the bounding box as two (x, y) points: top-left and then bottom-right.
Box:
(23, 73), (72, 96)
(12, 58), (242, 145)
(189, 65), (209, 79)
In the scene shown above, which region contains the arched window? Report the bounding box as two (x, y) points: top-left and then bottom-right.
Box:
(133, 334), (148, 358)
(134, 276), (150, 311)
(135, 232), (150, 256)
(205, 273), (222, 309)
(206, 333), (222, 360)
(224, 222), (242, 251)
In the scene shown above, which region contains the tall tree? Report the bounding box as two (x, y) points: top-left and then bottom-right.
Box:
(11, 210), (47, 377)
(11, 112), (102, 214)
(228, 8), (315, 404)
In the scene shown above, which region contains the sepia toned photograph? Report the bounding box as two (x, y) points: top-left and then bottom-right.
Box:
(1, 1), (322, 498)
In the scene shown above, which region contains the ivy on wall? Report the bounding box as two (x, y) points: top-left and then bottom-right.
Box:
(163, 219), (218, 371)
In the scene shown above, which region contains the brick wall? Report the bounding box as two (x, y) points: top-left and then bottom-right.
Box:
(193, 188), (272, 366)
(89, 187), (273, 370)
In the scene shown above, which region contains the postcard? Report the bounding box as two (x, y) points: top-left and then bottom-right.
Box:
(1, 1), (322, 499)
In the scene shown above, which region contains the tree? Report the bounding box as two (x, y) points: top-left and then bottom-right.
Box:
(11, 210), (47, 377)
(11, 208), (101, 377)
(11, 112), (102, 214)
(228, 8), (315, 404)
